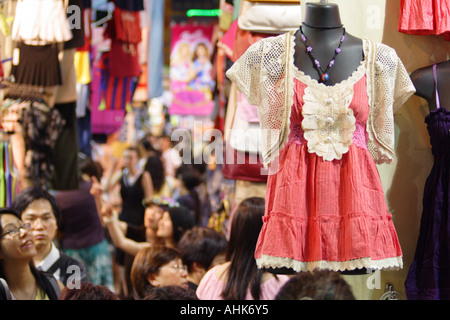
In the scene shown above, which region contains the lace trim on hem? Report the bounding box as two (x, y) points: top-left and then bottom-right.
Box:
(256, 254), (403, 272)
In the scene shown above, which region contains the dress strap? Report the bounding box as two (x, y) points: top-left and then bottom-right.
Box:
(432, 64), (441, 109)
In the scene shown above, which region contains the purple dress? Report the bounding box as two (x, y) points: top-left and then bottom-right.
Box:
(405, 65), (450, 300)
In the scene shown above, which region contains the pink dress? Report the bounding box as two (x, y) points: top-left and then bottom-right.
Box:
(254, 67), (403, 272)
(398, 0), (450, 41)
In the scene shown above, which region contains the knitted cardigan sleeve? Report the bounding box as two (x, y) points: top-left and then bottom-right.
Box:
(365, 39), (416, 164)
(226, 32), (294, 168)
(227, 32), (415, 167)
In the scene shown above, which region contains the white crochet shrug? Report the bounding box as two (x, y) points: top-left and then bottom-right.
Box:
(226, 31), (415, 167)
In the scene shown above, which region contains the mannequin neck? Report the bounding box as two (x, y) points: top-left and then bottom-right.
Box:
(303, 2), (342, 29)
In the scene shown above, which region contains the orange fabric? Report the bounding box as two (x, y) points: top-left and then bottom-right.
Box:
(232, 26), (271, 62)
(398, 0), (450, 41)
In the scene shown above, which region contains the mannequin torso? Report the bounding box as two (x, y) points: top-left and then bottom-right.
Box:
(293, 2), (369, 276)
(294, 2), (364, 85)
(410, 60), (450, 112)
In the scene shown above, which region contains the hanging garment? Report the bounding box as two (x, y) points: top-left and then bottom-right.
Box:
(51, 102), (80, 191)
(19, 101), (66, 188)
(4, 141), (12, 206)
(96, 53), (138, 111)
(0, 143), (4, 207)
(90, 41), (126, 135)
(55, 49), (78, 104)
(147, 0), (165, 99)
(223, 83), (267, 183)
(238, 0), (301, 34)
(77, 108), (92, 157)
(398, 0), (450, 41)
(113, 0), (144, 12)
(217, 20), (238, 61)
(133, 63), (148, 102)
(7, 142), (18, 205)
(65, 0), (86, 49)
(0, 50), (4, 78)
(77, 8), (92, 52)
(11, 43), (62, 87)
(108, 40), (141, 78)
(226, 32), (415, 272)
(74, 51), (92, 84)
(112, 7), (142, 44)
(405, 65), (450, 300)
(233, 24), (273, 62)
(222, 145), (268, 183)
(12, 0), (72, 45)
(100, 73), (138, 111)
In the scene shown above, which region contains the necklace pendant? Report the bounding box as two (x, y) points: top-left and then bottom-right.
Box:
(321, 73), (330, 83)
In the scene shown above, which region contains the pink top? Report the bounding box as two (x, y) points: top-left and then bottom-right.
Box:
(196, 265), (290, 300)
(254, 75), (403, 272)
(398, 0), (450, 40)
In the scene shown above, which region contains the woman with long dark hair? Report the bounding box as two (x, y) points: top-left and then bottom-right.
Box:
(0, 208), (64, 300)
(144, 155), (174, 198)
(196, 197), (290, 300)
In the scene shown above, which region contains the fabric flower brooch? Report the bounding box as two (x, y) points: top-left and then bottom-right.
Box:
(301, 86), (356, 161)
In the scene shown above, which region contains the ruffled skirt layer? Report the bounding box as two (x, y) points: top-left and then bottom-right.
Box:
(255, 142), (403, 272)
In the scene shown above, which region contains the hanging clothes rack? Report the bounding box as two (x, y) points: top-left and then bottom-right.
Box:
(4, 83), (48, 102)
(0, 129), (17, 207)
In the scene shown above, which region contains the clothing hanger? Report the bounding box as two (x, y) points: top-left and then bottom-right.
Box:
(0, 74), (15, 89)
(4, 140), (11, 206)
(91, 10), (113, 28)
(7, 140), (16, 204)
(0, 142), (5, 207)
(91, 1), (114, 28)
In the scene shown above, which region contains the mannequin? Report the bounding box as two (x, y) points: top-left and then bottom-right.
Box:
(405, 60), (450, 299)
(294, 2), (364, 85)
(226, 0), (412, 277)
(294, 2), (368, 276)
(409, 60), (450, 112)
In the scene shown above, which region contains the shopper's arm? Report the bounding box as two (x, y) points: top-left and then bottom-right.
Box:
(102, 207), (150, 256)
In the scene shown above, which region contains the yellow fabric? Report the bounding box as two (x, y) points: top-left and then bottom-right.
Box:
(111, 141), (131, 159)
(74, 51), (91, 84)
(34, 288), (50, 300)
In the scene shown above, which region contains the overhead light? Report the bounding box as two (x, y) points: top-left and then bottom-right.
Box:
(186, 9), (221, 17)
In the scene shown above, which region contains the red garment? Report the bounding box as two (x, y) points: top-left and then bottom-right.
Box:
(0, 52), (3, 78)
(232, 26), (271, 61)
(98, 52), (138, 111)
(398, 0), (450, 41)
(109, 40), (141, 77)
(255, 75), (403, 272)
(113, 7), (141, 44)
(222, 144), (267, 183)
(77, 9), (92, 52)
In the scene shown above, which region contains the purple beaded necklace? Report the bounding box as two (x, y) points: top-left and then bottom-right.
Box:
(299, 26), (346, 84)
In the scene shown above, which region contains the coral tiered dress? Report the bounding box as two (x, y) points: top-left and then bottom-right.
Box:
(254, 62), (403, 272)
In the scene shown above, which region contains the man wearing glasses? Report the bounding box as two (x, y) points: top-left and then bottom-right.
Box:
(12, 187), (88, 288)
